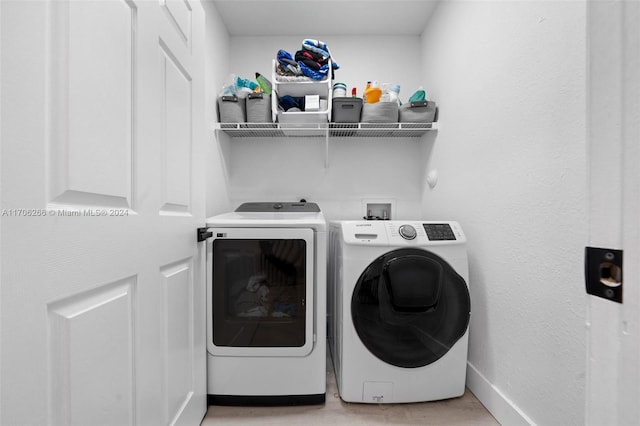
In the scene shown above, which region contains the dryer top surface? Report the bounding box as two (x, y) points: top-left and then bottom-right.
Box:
(207, 205), (326, 229)
(235, 202), (320, 213)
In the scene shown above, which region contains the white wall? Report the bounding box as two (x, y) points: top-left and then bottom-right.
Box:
(420, 2), (587, 425)
(203, 1), (232, 216)
(222, 35), (429, 220)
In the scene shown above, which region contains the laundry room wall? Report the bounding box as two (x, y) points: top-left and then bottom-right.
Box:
(203, 1), (233, 216)
(419, 2), (587, 425)
(222, 35), (429, 220)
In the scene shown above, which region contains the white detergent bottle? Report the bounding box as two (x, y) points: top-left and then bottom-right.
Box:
(389, 84), (401, 105)
(380, 83), (391, 102)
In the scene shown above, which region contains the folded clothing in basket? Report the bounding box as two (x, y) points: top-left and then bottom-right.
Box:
(275, 39), (340, 80)
(295, 49), (326, 71)
(277, 49), (303, 76)
(277, 49), (331, 80)
(279, 95), (306, 112)
(302, 39), (340, 70)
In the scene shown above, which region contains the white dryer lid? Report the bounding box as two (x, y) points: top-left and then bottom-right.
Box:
(206, 202), (326, 229)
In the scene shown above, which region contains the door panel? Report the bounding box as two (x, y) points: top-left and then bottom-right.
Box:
(48, 278), (136, 426)
(160, 40), (192, 214)
(48, 0), (134, 207)
(161, 0), (191, 45)
(0, 1), (206, 425)
(161, 259), (195, 423)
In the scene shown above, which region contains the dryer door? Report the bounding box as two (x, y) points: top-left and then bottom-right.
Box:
(206, 227), (315, 357)
(351, 248), (470, 368)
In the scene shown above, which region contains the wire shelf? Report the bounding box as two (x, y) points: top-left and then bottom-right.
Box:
(216, 122), (437, 138)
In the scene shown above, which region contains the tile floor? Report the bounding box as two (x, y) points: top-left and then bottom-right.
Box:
(201, 350), (499, 426)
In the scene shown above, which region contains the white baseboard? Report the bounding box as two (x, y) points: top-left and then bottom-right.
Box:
(466, 362), (535, 426)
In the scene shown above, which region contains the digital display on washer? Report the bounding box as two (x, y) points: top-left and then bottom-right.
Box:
(423, 223), (456, 241)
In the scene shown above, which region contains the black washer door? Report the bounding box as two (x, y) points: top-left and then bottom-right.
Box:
(351, 248), (470, 368)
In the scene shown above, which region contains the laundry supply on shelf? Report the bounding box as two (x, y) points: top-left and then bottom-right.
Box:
(409, 87), (427, 102)
(362, 81), (401, 104)
(365, 87), (382, 103)
(363, 81), (371, 102)
(333, 82), (347, 98)
(399, 86), (437, 123)
(236, 75), (258, 93)
(305, 95), (320, 112)
(219, 74), (260, 98)
(255, 72), (272, 95)
(389, 84), (401, 104)
(380, 83), (401, 104)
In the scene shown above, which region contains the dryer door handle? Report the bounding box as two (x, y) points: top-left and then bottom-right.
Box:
(197, 227), (213, 242)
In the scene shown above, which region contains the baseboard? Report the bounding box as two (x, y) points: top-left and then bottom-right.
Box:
(466, 362), (535, 426)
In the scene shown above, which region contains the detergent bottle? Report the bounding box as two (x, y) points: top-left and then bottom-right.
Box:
(255, 72), (272, 95)
(363, 81), (371, 103)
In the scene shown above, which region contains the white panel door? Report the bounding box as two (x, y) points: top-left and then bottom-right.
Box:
(0, 1), (207, 425)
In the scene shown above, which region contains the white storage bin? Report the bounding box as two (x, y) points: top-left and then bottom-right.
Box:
(271, 59), (332, 126)
(277, 108), (329, 136)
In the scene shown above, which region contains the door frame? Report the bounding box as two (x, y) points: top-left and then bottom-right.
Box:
(586, 1), (640, 424)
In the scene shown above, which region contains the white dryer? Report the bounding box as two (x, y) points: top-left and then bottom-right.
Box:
(328, 220), (470, 404)
(205, 202), (326, 405)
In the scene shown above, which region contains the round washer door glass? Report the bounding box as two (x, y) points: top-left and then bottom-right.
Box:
(351, 248), (470, 368)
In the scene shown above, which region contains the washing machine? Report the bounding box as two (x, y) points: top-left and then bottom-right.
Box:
(204, 202), (326, 405)
(328, 220), (470, 404)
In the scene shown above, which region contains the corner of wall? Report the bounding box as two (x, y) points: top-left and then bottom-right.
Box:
(467, 363), (534, 426)
(202, 0), (232, 216)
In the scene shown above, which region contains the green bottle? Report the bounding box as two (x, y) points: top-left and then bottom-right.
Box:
(255, 72), (272, 95)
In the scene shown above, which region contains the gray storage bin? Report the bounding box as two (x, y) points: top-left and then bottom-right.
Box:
(246, 92), (272, 123)
(217, 95), (245, 123)
(361, 101), (399, 123)
(399, 100), (437, 123)
(332, 97), (363, 123)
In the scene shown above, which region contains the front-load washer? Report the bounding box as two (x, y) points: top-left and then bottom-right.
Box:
(328, 220), (470, 404)
(205, 202), (326, 405)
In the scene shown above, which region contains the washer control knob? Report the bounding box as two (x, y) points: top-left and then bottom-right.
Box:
(399, 224), (417, 240)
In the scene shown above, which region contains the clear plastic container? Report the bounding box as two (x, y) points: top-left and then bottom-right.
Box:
(332, 82), (347, 98)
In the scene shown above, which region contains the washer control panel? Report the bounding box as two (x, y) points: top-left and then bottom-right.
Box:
(340, 221), (465, 245)
(398, 224), (417, 240)
(388, 223), (459, 242)
(422, 223), (457, 241)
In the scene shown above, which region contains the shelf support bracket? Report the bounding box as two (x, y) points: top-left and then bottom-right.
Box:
(324, 126), (329, 168)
